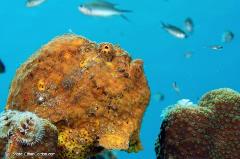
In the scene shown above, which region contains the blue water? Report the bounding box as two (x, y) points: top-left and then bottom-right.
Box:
(0, 0), (240, 159)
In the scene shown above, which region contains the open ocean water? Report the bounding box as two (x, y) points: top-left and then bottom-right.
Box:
(0, 0), (240, 159)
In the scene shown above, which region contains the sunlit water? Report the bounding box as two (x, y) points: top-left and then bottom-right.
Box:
(0, 0), (240, 158)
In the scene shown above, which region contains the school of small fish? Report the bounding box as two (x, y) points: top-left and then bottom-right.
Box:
(0, 0), (236, 103)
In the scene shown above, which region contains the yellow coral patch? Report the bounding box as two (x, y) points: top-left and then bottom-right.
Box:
(58, 128), (94, 159)
(99, 134), (129, 150)
(37, 79), (46, 91)
(105, 62), (114, 68)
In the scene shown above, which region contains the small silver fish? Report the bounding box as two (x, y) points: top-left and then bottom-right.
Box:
(161, 22), (188, 39)
(172, 81), (180, 93)
(0, 59), (5, 73)
(222, 31), (234, 43)
(26, 0), (46, 7)
(184, 17), (194, 33)
(209, 45), (223, 51)
(154, 92), (165, 102)
(184, 51), (193, 59)
(78, 0), (132, 21)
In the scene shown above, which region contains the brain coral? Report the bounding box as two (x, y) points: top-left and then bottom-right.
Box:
(6, 34), (150, 158)
(0, 110), (58, 159)
(155, 88), (240, 159)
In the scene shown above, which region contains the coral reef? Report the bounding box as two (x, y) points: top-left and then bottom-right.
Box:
(0, 138), (8, 158)
(0, 110), (58, 159)
(0, 110), (18, 138)
(6, 34), (150, 158)
(10, 112), (46, 146)
(155, 88), (240, 159)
